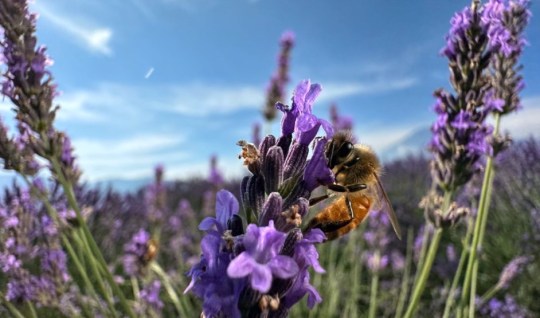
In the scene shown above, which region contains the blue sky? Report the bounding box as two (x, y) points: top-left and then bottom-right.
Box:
(2, 0), (539, 182)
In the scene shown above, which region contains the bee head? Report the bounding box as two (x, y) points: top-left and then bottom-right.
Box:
(326, 131), (355, 168)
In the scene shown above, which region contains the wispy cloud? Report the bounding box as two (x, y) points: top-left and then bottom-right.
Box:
(499, 96), (540, 138)
(355, 124), (425, 155)
(33, 3), (113, 55)
(319, 77), (418, 102)
(74, 134), (187, 181)
(56, 77), (418, 122)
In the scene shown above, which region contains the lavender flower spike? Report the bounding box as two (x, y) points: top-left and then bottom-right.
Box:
(187, 79), (332, 316)
(263, 31), (294, 122)
(496, 255), (531, 290)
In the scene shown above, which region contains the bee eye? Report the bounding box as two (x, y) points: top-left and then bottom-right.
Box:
(337, 142), (353, 158)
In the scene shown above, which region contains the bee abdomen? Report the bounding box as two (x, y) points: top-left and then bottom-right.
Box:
(305, 195), (371, 241)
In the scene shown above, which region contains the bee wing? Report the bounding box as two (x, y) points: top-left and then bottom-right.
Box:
(373, 172), (402, 240)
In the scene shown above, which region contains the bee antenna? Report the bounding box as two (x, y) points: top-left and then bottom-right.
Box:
(327, 140), (336, 168)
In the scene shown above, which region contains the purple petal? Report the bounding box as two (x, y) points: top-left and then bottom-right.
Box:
(293, 80), (310, 110)
(227, 252), (256, 278)
(198, 217), (219, 231)
(295, 113), (321, 145)
(201, 232), (221, 270)
(303, 229), (326, 244)
(306, 282), (323, 309)
(268, 255), (299, 279)
(303, 83), (322, 113)
(216, 190), (239, 226)
(242, 223), (262, 253)
(319, 119), (334, 138)
(275, 102), (288, 112)
(250, 263), (273, 292)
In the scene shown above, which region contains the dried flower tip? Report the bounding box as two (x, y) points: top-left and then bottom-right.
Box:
(238, 140), (261, 174)
(238, 140), (260, 164)
(143, 238), (159, 263)
(435, 202), (470, 228)
(419, 192), (444, 210)
(281, 205), (302, 228)
(489, 133), (512, 156)
(259, 294), (280, 312)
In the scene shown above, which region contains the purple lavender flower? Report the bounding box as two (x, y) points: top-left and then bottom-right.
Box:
(139, 280), (164, 312)
(227, 221), (299, 293)
(292, 80), (333, 145)
(144, 164), (166, 225)
(276, 79), (333, 142)
(478, 295), (531, 317)
(485, 0), (531, 118)
(209, 154), (224, 186)
(430, 3), (497, 193)
(496, 255), (531, 290)
(199, 189), (239, 234)
(123, 229), (152, 276)
(187, 79), (333, 316)
(282, 268), (322, 310)
(263, 31), (294, 122)
(0, 183), (70, 307)
(0, 0), (69, 178)
(330, 103), (354, 133)
(364, 252), (389, 273)
(41, 248), (70, 284)
(303, 137), (335, 192)
(57, 132), (81, 183)
(252, 122), (262, 148)
(184, 225), (243, 318)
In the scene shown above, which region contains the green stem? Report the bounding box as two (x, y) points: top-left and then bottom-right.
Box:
(461, 114), (501, 317)
(368, 255), (380, 318)
(411, 224), (431, 286)
(395, 228), (414, 318)
(131, 276), (140, 300)
(1, 295), (25, 318)
(50, 158), (136, 318)
(404, 227), (443, 318)
(63, 241), (98, 318)
(151, 262), (187, 317)
(24, 301), (37, 318)
(442, 219), (472, 318)
(404, 191), (453, 318)
(480, 284), (500, 304)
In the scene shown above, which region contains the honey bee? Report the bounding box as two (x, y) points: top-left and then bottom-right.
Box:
(306, 132), (402, 241)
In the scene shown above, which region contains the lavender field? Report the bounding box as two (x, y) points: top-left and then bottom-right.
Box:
(1, 0), (539, 317)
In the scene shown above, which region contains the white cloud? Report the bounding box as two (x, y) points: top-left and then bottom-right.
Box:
(166, 84), (264, 115)
(319, 77), (418, 102)
(55, 77), (418, 122)
(33, 3), (113, 55)
(500, 96), (540, 139)
(355, 124), (424, 155)
(74, 134), (186, 181)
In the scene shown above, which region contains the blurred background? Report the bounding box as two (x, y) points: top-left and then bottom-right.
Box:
(0, 0), (537, 190)
(1, 1), (539, 317)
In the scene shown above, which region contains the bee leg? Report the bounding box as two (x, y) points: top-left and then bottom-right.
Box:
(327, 183), (367, 193)
(346, 183), (368, 193)
(345, 195), (355, 219)
(309, 194), (329, 206)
